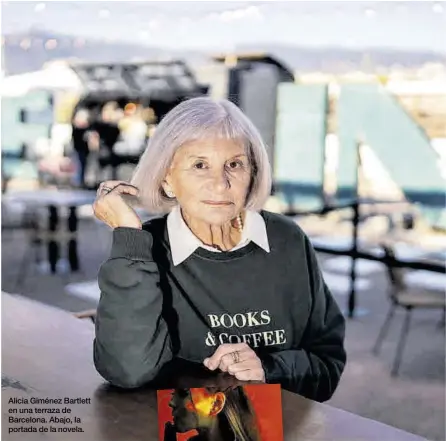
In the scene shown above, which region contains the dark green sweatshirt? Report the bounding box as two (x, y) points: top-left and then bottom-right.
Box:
(94, 210), (346, 402)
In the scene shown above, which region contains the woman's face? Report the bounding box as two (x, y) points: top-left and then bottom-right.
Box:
(168, 389), (224, 433)
(163, 138), (252, 226)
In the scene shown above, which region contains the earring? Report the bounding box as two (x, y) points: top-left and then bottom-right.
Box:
(166, 190), (175, 198)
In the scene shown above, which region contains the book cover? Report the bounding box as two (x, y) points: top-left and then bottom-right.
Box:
(157, 383), (283, 441)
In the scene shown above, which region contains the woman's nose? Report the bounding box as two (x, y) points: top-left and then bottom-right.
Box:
(209, 169), (230, 191)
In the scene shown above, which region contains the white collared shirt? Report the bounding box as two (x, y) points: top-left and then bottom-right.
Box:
(167, 205), (270, 266)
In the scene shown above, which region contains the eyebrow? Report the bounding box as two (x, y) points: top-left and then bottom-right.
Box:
(188, 154), (248, 160)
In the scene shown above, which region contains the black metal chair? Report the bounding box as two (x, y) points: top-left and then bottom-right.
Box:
(1, 196), (44, 290)
(372, 245), (445, 376)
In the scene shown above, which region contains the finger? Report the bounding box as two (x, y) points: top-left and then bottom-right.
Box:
(96, 182), (110, 197)
(227, 358), (261, 374)
(217, 353), (238, 372)
(233, 368), (265, 382)
(204, 344), (242, 370)
(98, 180), (128, 190)
(111, 182), (139, 191)
(217, 347), (255, 372)
(99, 181), (139, 192)
(96, 181), (108, 193)
(106, 183), (139, 197)
(204, 343), (250, 370)
(97, 181), (122, 198)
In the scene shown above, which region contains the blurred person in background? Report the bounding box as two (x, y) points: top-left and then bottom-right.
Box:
(142, 105), (158, 138)
(92, 97), (346, 402)
(91, 102), (122, 179)
(115, 102), (148, 157)
(71, 108), (92, 187)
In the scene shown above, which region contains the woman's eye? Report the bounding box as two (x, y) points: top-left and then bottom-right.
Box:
(228, 161), (242, 169)
(193, 162), (206, 169)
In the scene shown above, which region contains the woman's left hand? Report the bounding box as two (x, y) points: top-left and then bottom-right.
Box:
(203, 343), (266, 382)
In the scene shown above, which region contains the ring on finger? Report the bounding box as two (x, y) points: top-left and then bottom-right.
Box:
(102, 186), (113, 194)
(231, 351), (240, 364)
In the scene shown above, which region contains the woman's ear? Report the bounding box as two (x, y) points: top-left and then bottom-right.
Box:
(161, 174), (175, 198)
(209, 392), (226, 416)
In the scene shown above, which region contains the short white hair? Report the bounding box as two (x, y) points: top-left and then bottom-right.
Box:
(131, 97), (272, 214)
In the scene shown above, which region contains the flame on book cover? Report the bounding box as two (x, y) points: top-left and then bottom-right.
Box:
(157, 383), (283, 441)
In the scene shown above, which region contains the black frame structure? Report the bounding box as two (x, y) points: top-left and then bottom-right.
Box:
(283, 140), (446, 318)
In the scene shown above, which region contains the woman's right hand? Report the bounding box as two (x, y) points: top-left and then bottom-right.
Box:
(93, 180), (142, 229)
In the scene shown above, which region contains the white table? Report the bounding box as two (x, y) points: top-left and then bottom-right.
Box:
(2, 189), (97, 274)
(3, 189), (97, 208)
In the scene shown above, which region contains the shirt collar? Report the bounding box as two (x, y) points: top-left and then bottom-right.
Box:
(167, 205), (270, 266)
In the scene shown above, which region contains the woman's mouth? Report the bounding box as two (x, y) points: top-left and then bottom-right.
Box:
(202, 200), (233, 206)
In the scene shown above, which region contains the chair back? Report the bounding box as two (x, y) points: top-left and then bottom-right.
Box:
(381, 244), (405, 303)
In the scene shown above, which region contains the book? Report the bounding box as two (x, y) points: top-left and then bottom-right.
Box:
(157, 383), (283, 441)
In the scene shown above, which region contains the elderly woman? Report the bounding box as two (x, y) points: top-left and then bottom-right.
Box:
(93, 97), (346, 402)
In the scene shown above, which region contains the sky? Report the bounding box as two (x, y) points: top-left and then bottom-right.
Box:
(1, 1), (446, 53)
